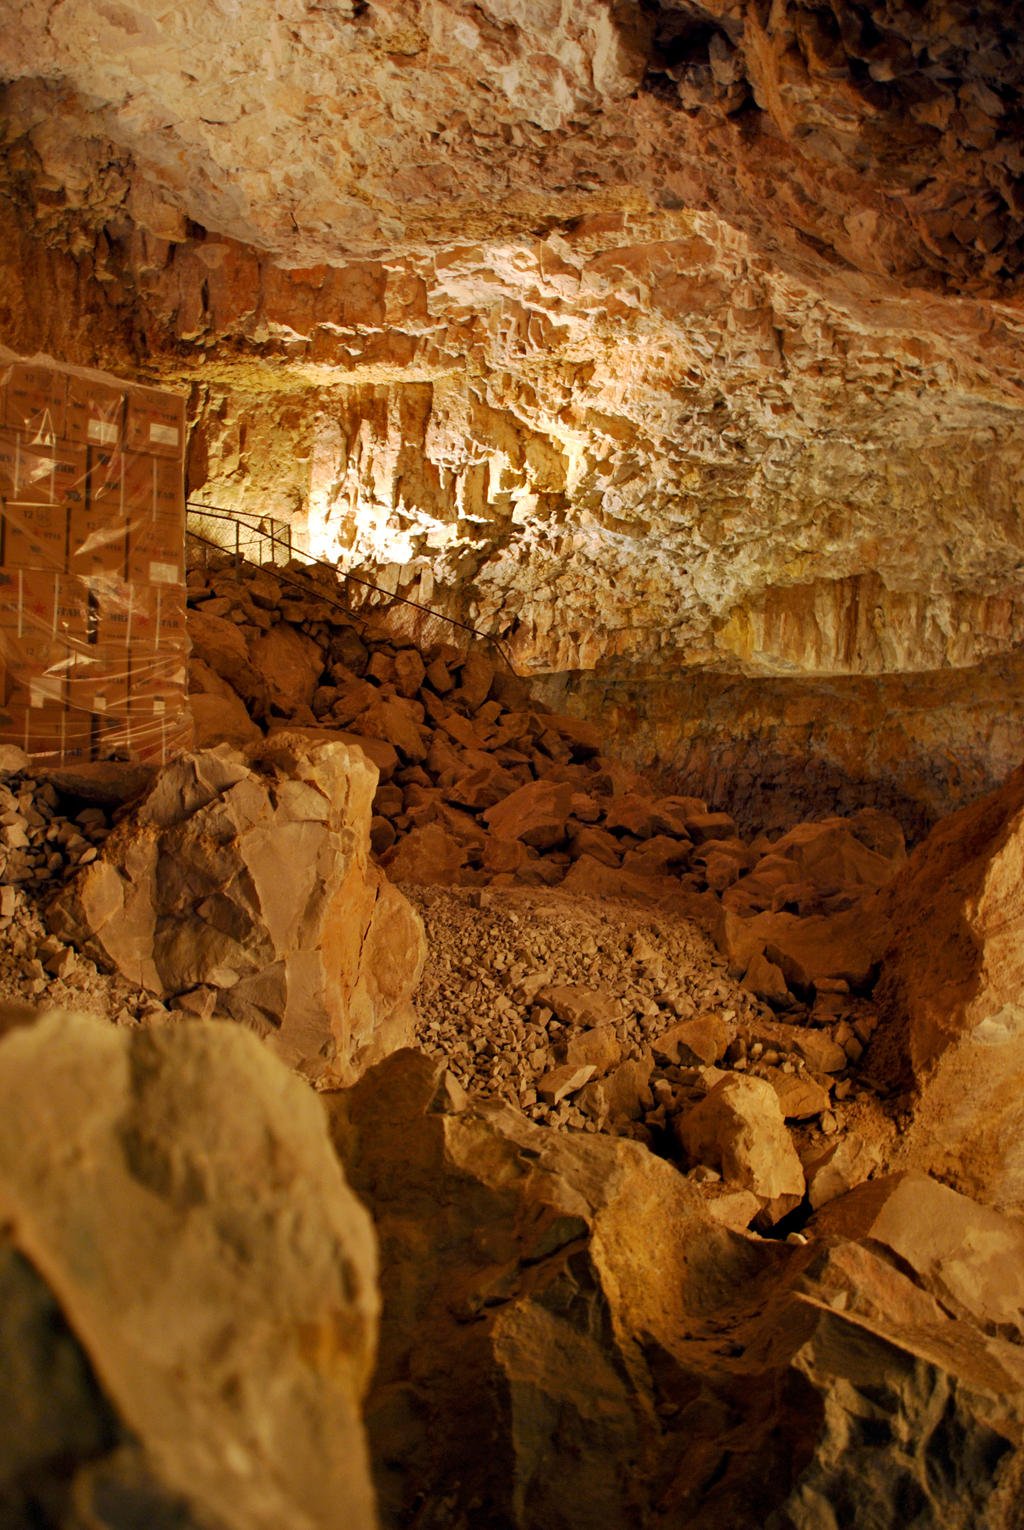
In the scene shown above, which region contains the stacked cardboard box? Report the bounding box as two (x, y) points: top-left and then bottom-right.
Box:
(0, 348), (192, 766)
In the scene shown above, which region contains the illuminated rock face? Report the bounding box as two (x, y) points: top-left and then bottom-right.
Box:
(2, 3), (1024, 770)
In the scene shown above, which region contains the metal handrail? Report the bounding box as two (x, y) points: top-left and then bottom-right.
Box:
(185, 499), (518, 673)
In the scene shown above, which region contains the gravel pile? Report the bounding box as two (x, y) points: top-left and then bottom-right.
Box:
(406, 883), (889, 1167)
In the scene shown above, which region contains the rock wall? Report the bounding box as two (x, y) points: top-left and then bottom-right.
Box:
(537, 652), (1024, 839)
(2, 2), (1024, 810)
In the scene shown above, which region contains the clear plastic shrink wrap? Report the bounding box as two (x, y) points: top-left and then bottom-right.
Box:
(0, 348), (192, 765)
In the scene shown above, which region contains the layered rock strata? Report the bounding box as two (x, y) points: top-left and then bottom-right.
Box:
(537, 651), (1024, 839)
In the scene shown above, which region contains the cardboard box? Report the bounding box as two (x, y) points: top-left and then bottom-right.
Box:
(52, 444), (88, 509)
(0, 353), (188, 768)
(0, 430), (17, 498)
(122, 451), (183, 518)
(2, 704), (67, 758)
(2, 363), (67, 443)
(68, 669), (130, 720)
(131, 651), (187, 699)
(87, 444), (124, 510)
(0, 568), (58, 633)
(125, 385), (186, 459)
(157, 586), (188, 649)
(90, 574), (134, 647)
(68, 505), (128, 577)
(65, 374), (125, 448)
(7, 668), (66, 709)
(54, 574), (91, 641)
(2, 502), (68, 571)
(125, 582), (159, 652)
(127, 514), (184, 586)
(9, 439), (57, 504)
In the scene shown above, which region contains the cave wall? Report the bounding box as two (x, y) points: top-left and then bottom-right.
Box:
(2, 1), (1024, 820)
(537, 649), (1024, 840)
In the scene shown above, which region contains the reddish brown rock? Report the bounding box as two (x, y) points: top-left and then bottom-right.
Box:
(187, 608), (268, 714)
(484, 779), (574, 850)
(381, 822), (468, 886)
(190, 689), (262, 749)
(250, 622), (323, 714)
(359, 695), (431, 762)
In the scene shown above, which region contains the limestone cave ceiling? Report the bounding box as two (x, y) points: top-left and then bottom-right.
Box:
(2, 0), (1024, 677)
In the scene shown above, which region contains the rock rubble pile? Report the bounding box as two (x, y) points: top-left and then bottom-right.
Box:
(186, 553), (913, 1228)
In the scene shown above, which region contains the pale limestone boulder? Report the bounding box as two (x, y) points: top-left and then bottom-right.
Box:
(0, 1011), (379, 1530)
(47, 739), (425, 1084)
(793, 1031), (848, 1074)
(802, 1131), (880, 1209)
(537, 1062), (597, 1104)
(267, 722), (399, 780)
(676, 1073), (805, 1224)
(561, 1023), (622, 1074)
(768, 1070), (832, 1120)
(652, 1014), (731, 1067)
(536, 983), (623, 1028)
(249, 622), (323, 714)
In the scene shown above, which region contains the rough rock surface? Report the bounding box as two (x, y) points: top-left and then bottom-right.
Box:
(47, 738), (426, 1083)
(4, 2), (1024, 832)
(0, 1009), (379, 1530)
(869, 762), (1024, 1210)
(539, 651), (1024, 839)
(327, 1047), (1024, 1530)
(676, 1072), (806, 1225)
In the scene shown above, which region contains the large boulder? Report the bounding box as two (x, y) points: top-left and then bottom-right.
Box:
(326, 1049), (1024, 1530)
(249, 622), (324, 714)
(0, 1011), (379, 1530)
(676, 1072), (805, 1224)
(812, 1172), (1024, 1340)
(47, 738), (426, 1084)
(187, 608), (268, 715)
(189, 688), (263, 749)
(869, 762), (1024, 1209)
(484, 778), (574, 849)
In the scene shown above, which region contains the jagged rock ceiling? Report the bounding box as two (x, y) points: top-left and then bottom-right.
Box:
(3, 1), (1024, 678)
